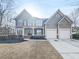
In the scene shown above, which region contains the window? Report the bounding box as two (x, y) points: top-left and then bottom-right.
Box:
(17, 28), (22, 35)
(35, 29), (43, 36)
(24, 28), (32, 35)
(36, 30), (42, 35)
(24, 20), (28, 26)
(17, 20), (23, 27)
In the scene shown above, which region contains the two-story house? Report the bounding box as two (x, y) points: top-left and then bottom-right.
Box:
(15, 9), (45, 38)
(15, 9), (73, 39)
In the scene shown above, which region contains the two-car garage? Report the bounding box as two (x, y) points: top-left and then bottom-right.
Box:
(45, 28), (71, 39)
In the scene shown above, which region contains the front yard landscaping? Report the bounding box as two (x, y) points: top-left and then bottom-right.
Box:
(0, 40), (63, 59)
(72, 34), (79, 40)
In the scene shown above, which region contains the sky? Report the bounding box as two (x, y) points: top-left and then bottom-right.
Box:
(15, 0), (78, 18)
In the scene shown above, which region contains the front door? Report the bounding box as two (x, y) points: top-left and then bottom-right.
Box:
(35, 28), (43, 36)
(24, 28), (32, 36)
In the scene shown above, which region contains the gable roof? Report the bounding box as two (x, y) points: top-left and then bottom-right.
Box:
(64, 15), (73, 24)
(58, 15), (73, 25)
(15, 9), (32, 20)
(45, 9), (64, 28)
(45, 9), (73, 25)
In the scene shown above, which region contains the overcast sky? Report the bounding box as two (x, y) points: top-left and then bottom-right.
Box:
(15, 0), (78, 18)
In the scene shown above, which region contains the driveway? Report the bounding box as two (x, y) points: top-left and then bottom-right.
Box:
(0, 40), (63, 59)
(48, 39), (79, 59)
(62, 39), (79, 48)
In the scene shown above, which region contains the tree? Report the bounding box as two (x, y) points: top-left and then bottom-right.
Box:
(70, 8), (79, 33)
(0, 0), (14, 26)
(70, 8), (79, 27)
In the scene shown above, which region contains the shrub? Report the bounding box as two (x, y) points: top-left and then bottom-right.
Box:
(72, 34), (79, 39)
(8, 35), (17, 40)
(0, 36), (8, 41)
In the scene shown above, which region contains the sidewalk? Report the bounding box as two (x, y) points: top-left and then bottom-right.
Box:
(48, 39), (79, 59)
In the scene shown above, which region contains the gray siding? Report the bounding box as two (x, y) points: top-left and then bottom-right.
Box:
(15, 9), (32, 21)
(46, 12), (63, 29)
(45, 10), (72, 29)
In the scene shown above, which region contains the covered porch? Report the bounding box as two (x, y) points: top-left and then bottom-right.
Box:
(16, 26), (45, 39)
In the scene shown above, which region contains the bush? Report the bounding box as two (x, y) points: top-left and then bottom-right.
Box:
(17, 35), (24, 40)
(8, 35), (17, 40)
(72, 34), (79, 39)
(0, 36), (8, 41)
(8, 35), (24, 40)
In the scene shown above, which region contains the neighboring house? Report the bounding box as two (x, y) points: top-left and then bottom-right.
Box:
(15, 9), (73, 39)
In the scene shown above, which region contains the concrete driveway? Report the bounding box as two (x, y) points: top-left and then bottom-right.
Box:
(48, 39), (79, 59)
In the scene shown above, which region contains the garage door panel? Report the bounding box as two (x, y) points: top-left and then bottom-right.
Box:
(46, 29), (57, 39)
(59, 29), (70, 39)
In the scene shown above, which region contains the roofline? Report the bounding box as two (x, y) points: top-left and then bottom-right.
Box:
(15, 9), (31, 20)
(58, 16), (73, 24)
(45, 9), (64, 24)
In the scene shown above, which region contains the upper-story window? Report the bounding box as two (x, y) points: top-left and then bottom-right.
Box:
(16, 19), (23, 27)
(27, 19), (42, 27)
(16, 19), (43, 27)
(24, 20), (28, 26)
(36, 20), (42, 26)
(28, 19), (32, 26)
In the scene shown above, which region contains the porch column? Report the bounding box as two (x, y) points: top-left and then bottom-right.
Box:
(42, 28), (44, 36)
(32, 28), (34, 36)
(70, 26), (72, 39)
(22, 28), (24, 36)
(16, 29), (17, 35)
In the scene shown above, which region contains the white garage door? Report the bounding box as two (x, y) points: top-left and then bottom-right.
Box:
(45, 29), (57, 39)
(59, 29), (70, 39)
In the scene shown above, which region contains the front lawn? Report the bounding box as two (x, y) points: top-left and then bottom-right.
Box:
(0, 40), (63, 59)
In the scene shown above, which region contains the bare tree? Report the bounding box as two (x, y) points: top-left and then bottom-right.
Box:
(70, 8), (79, 33)
(70, 8), (79, 27)
(0, 0), (14, 26)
